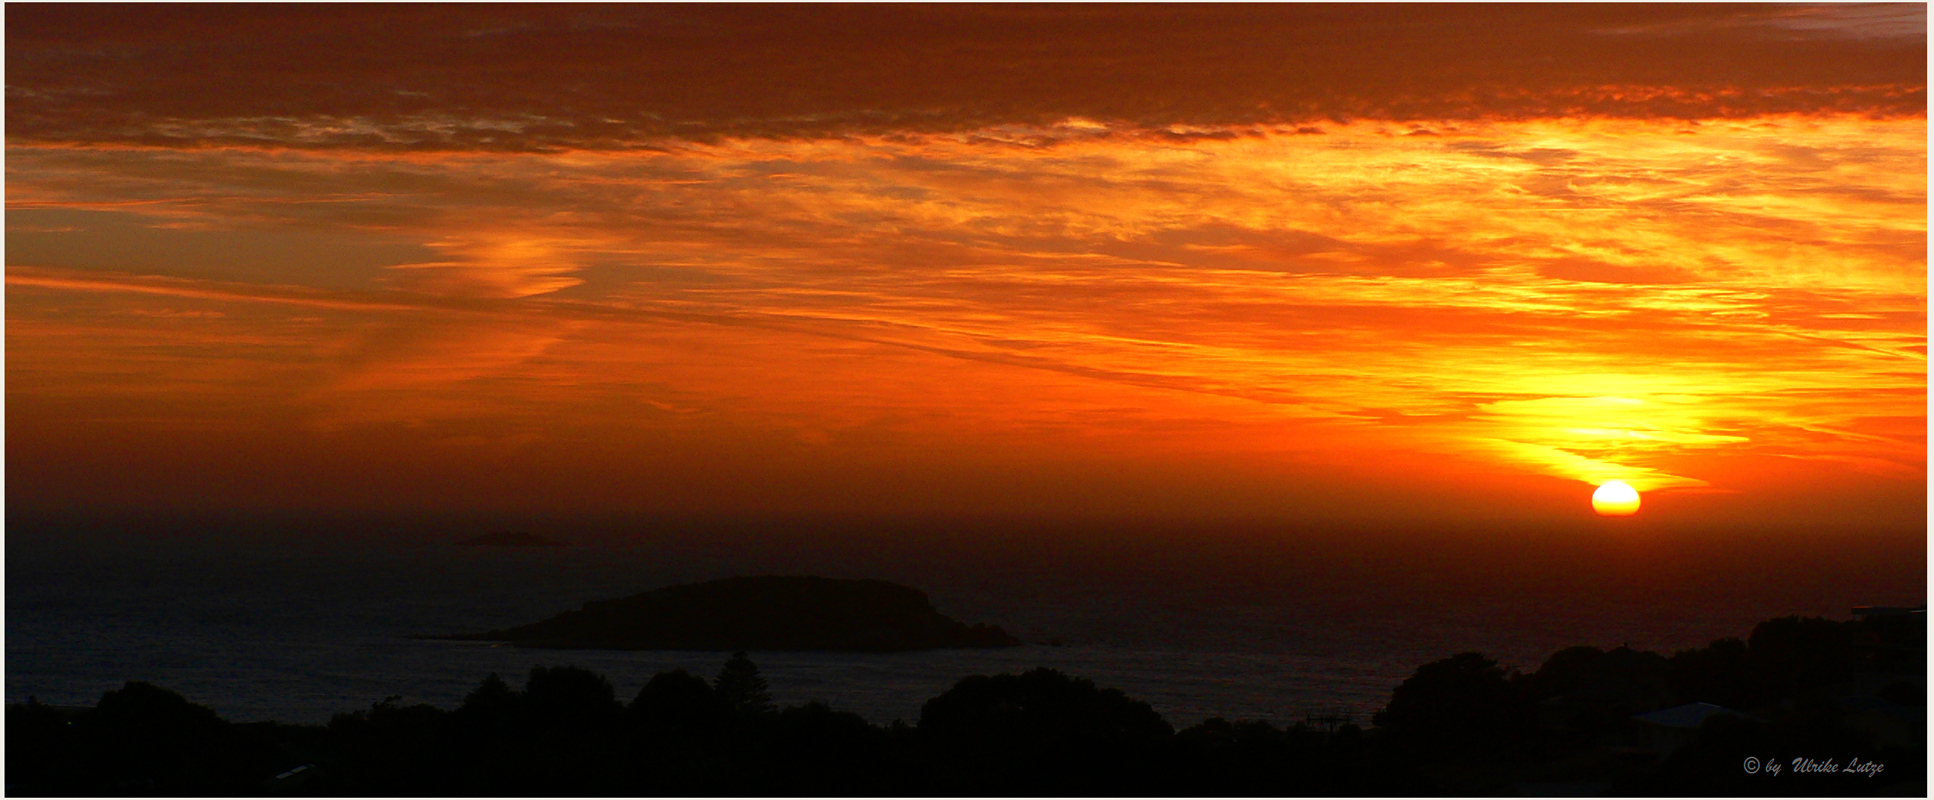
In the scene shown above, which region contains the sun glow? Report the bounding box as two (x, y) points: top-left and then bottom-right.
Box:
(1591, 481), (1642, 516)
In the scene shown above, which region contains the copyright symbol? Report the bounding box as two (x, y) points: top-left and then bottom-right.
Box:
(1744, 757), (1761, 774)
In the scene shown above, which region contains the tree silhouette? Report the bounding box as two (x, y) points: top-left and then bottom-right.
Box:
(452, 671), (520, 731)
(629, 668), (729, 737)
(919, 667), (1173, 748)
(12, 612), (1920, 796)
(917, 667), (1175, 793)
(523, 664), (620, 730)
(1668, 636), (1751, 708)
(1746, 615), (1859, 701)
(462, 672), (517, 710)
(1372, 652), (1526, 757)
(714, 651), (774, 715)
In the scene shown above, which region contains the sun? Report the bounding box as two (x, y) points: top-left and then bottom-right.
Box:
(1591, 480), (1641, 516)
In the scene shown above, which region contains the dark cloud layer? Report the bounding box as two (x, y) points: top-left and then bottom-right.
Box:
(8, 4), (1925, 151)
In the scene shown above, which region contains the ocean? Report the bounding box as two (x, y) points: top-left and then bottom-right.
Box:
(8, 513), (1924, 728)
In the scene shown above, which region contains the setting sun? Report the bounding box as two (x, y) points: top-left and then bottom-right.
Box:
(2, 8), (1924, 796)
(1591, 481), (1642, 517)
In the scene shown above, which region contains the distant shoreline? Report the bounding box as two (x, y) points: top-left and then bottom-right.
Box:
(453, 531), (568, 548)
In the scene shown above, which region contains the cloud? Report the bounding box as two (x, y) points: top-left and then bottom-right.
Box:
(6, 100), (1922, 519)
(383, 236), (587, 299)
(7, 5), (1923, 153)
(1596, 3), (1927, 42)
(6, 267), (429, 313)
(1534, 258), (1701, 285)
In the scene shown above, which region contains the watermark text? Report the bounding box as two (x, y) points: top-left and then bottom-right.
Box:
(1744, 757), (1884, 778)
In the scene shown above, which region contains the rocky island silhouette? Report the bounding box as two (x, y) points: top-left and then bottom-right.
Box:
(431, 576), (1021, 651)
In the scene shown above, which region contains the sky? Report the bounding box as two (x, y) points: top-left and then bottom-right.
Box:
(6, 5), (1926, 529)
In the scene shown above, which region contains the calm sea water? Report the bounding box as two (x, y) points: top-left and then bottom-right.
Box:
(8, 516), (1924, 727)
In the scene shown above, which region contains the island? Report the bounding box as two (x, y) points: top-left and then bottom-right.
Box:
(455, 531), (568, 548)
(429, 575), (1020, 651)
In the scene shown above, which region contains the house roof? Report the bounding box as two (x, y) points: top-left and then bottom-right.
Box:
(1836, 695), (1927, 725)
(1631, 702), (1745, 729)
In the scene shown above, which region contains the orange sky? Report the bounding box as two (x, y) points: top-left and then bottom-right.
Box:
(6, 5), (1925, 526)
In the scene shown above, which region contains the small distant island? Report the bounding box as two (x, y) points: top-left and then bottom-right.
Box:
(455, 531), (568, 548)
(430, 575), (1019, 651)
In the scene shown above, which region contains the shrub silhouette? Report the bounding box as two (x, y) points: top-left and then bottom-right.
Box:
(920, 667), (1173, 748)
(918, 667), (1174, 793)
(523, 664), (621, 731)
(13, 612), (1919, 796)
(448, 671), (521, 737)
(6, 699), (77, 795)
(1668, 636), (1751, 708)
(461, 672), (518, 713)
(1372, 652), (1526, 757)
(80, 682), (291, 794)
(629, 667), (729, 737)
(1746, 615), (1858, 701)
(326, 695), (454, 795)
(1523, 644), (1675, 746)
(1176, 717), (1291, 792)
(438, 673), (531, 793)
(763, 701), (907, 794)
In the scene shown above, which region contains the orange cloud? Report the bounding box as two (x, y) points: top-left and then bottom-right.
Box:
(7, 6), (1923, 154)
(7, 107), (1923, 522)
